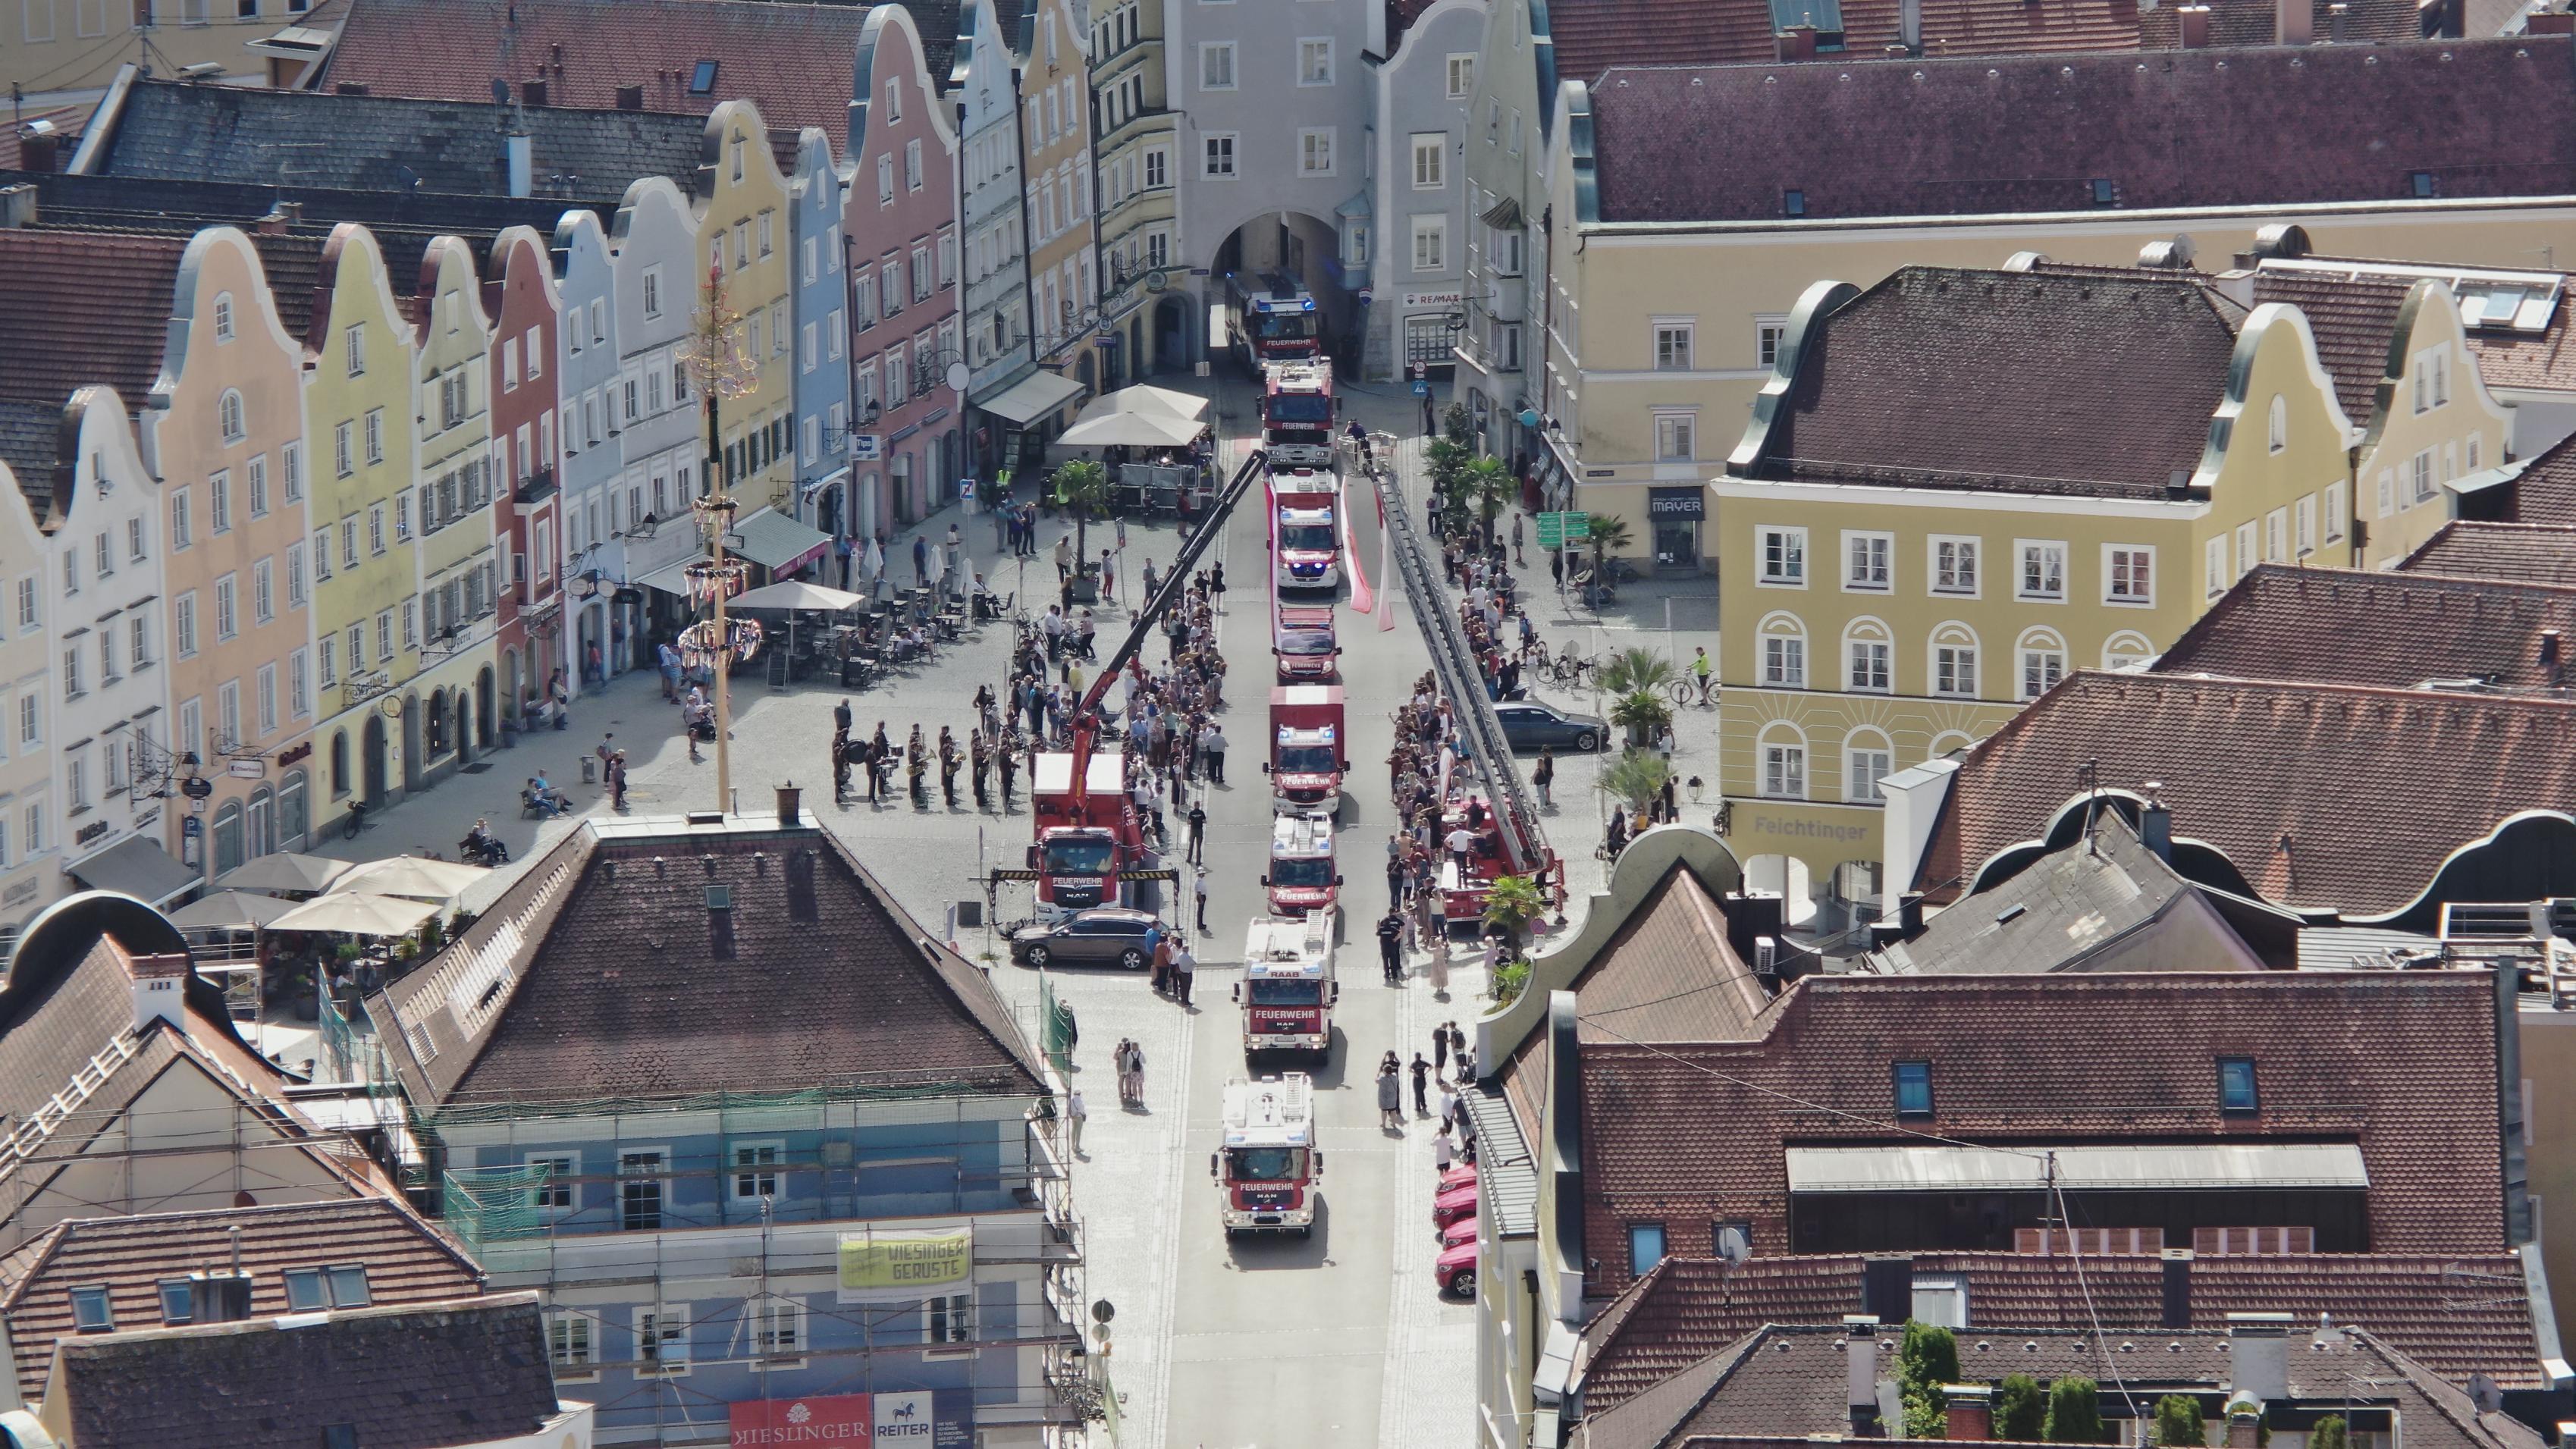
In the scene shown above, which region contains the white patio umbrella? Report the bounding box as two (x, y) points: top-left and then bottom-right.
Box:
(266, 891), (441, 938)
(170, 890), (302, 930)
(729, 580), (867, 612)
(862, 536), (885, 585)
(334, 854), (489, 903)
(1100, 383), (1208, 422)
(1056, 410), (1205, 450)
(212, 851), (358, 896)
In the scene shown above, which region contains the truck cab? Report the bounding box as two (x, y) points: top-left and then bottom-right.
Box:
(1260, 359), (1337, 466)
(1265, 684), (1348, 817)
(1273, 502), (1341, 590)
(1272, 604), (1339, 682)
(1029, 751), (1141, 921)
(1213, 1073), (1321, 1236)
(1237, 910), (1338, 1055)
(1264, 811), (1341, 915)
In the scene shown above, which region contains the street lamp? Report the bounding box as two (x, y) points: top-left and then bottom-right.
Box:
(678, 261), (762, 814)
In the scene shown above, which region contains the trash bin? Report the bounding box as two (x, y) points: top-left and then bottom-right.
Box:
(580, 756), (598, 784)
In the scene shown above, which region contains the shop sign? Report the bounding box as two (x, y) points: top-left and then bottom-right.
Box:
(1647, 487), (1706, 520)
(836, 1227), (970, 1299)
(74, 818), (111, 847)
(726, 1389), (973, 1446)
(1404, 290), (1464, 309)
(227, 758), (267, 779)
(278, 740), (312, 767)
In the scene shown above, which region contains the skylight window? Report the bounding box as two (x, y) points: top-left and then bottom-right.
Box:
(1781, 188), (1806, 217)
(689, 60), (719, 96)
(69, 1287), (113, 1332)
(2089, 177), (2116, 206)
(2410, 170), (2437, 199)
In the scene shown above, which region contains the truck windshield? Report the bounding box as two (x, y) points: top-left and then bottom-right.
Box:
(1248, 977), (1323, 1006)
(1042, 836), (1117, 873)
(1271, 857), (1334, 888)
(1279, 524), (1336, 552)
(1225, 1146), (1309, 1181)
(1268, 394), (1332, 425)
(1279, 632), (1334, 655)
(1257, 312), (1319, 344)
(1277, 744), (1338, 773)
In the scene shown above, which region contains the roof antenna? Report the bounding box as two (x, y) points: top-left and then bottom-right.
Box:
(2076, 757), (2101, 855)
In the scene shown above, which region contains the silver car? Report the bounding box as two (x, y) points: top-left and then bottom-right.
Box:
(1012, 908), (1164, 969)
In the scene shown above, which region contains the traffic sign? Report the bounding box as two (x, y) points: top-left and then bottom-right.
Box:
(1410, 379), (1431, 397)
(1533, 510), (1589, 550)
(959, 478), (977, 501)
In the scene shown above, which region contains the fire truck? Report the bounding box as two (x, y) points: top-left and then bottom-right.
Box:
(1213, 1072), (1322, 1237)
(1259, 359), (1337, 467)
(1264, 684), (1347, 817)
(1264, 811), (1342, 915)
(1272, 497), (1341, 590)
(1272, 602), (1339, 682)
(1235, 910), (1338, 1055)
(1224, 268), (1324, 370)
(1028, 751), (1139, 921)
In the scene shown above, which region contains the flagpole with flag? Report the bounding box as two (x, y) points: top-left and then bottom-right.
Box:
(1376, 441), (1397, 632)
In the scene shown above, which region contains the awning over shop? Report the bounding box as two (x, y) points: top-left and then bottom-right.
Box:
(1784, 1143), (2369, 1194)
(975, 369), (1084, 426)
(67, 834), (198, 908)
(635, 560), (696, 597)
(800, 465), (853, 502)
(730, 507), (834, 575)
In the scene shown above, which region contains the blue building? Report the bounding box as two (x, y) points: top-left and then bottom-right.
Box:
(549, 210), (629, 694)
(787, 130), (856, 557)
(362, 804), (1083, 1447)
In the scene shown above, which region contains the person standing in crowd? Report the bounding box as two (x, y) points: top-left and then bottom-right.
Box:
(1170, 936), (1197, 1007)
(1201, 723), (1228, 786)
(1410, 1052), (1432, 1116)
(1433, 1122), (1456, 1173)
(1194, 863), (1210, 934)
(1378, 909), (1405, 986)
(658, 639), (682, 701)
(1065, 1084), (1087, 1156)
(1377, 1055), (1404, 1131)
(1186, 801), (1208, 864)
(1533, 747), (1557, 808)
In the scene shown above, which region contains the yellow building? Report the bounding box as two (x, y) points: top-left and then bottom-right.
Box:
(4, 7), (330, 99)
(1536, 42), (2576, 569)
(1022, 0), (1106, 399)
(697, 101), (798, 513)
(304, 222), (420, 825)
(1087, 0), (1178, 384)
(403, 235), (500, 782)
(1714, 263), (2361, 926)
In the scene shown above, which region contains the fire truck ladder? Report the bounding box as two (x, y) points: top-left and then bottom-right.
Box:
(1366, 440), (1558, 896)
(1076, 449), (1270, 720)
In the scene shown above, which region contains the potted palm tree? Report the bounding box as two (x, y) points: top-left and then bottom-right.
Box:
(1052, 459), (1111, 601)
(1597, 748), (1674, 821)
(1599, 648), (1679, 747)
(1584, 512), (1633, 589)
(1463, 456), (1516, 550)
(1481, 873), (1547, 949)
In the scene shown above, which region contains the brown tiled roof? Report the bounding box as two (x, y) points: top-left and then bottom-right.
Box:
(2154, 564), (2576, 691)
(1563, 970), (2506, 1296)
(1580, 1252), (2557, 1416)
(1545, 0), (2144, 89)
(1582, 1320), (2550, 1449)
(2135, 0), (2424, 45)
(0, 1200), (482, 1404)
(0, 229), (184, 416)
(2465, 311), (2576, 396)
(2400, 522), (2576, 586)
(1916, 671), (2576, 911)
(45, 1291), (561, 1449)
(1746, 267), (2241, 499)
(1584, 39), (2576, 224)
(1575, 865), (1780, 1044)
(2505, 431), (2576, 527)
(2246, 269), (2412, 425)
(0, 106), (86, 172)
(372, 817), (1045, 1107)
(318, 0), (894, 153)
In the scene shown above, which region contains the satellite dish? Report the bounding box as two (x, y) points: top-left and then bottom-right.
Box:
(2469, 1373), (2503, 1414)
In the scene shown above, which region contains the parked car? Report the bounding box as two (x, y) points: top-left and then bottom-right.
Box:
(1437, 1237), (1478, 1297)
(1496, 700), (1605, 753)
(1011, 908), (1163, 968)
(1433, 1179), (1479, 1229)
(1441, 1214), (1479, 1248)
(1439, 1163), (1479, 1193)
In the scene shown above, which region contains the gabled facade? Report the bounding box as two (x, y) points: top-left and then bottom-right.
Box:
(1368, 0), (1488, 384)
(1454, 0), (1556, 468)
(603, 180), (704, 645)
(0, 466), (55, 922)
(849, 3), (967, 535)
(551, 211), (627, 692)
(1714, 265), (2357, 928)
(405, 236), (503, 783)
(695, 101), (799, 515)
(1088, 0), (1180, 385)
(152, 227), (318, 881)
(787, 131), (855, 542)
(1021, 0), (1104, 403)
(485, 227), (566, 722)
(960, 0), (1042, 463)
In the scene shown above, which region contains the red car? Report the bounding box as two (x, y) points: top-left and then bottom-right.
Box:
(1433, 1179), (1478, 1230)
(1442, 1214), (1479, 1248)
(1438, 1237), (1478, 1297)
(1439, 1163), (1479, 1193)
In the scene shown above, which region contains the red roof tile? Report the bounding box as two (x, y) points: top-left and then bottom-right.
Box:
(2135, 0), (2424, 45)
(317, 0), (888, 154)
(2400, 522), (2576, 587)
(2155, 564), (2576, 692)
(2245, 269), (2414, 425)
(1580, 1250), (2554, 1414)
(1915, 671), (2576, 912)
(1583, 39), (2576, 224)
(2504, 431), (2576, 528)
(0, 229), (184, 416)
(1566, 971), (2508, 1296)
(1545, 0), (2142, 88)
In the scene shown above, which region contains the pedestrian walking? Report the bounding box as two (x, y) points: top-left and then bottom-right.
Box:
(1099, 547), (1116, 607)
(1194, 864), (1210, 933)
(1377, 1059), (1404, 1131)
(1377, 910), (1404, 986)
(1451, 1022), (1473, 1082)
(1511, 512), (1526, 566)
(1533, 748), (1557, 808)
(1433, 1020), (1451, 1080)
(1187, 802), (1207, 864)
(1438, 1080), (1461, 1132)
(1171, 939), (1196, 1007)
(1410, 1052), (1432, 1116)
(658, 640), (682, 701)
(1150, 932), (1173, 996)
(1429, 937), (1451, 996)
(1054, 533), (1073, 582)
(1201, 724), (1228, 786)
(1434, 1123), (1456, 1172)
(1209, 561), (1227, 613)
(1385, 841), (1405, 908)
(1067, 1086), (1088, 1156)
(608, 751), (629, 811)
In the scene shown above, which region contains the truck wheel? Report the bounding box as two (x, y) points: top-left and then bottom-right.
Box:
(1445, 1268), (1476, 1297)
(1573, 729), (1599, 752)
(1024, 945), (1051, 968)
(1119, 948), (1145, 969)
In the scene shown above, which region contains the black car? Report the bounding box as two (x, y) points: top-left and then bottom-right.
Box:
(1496, 700), (1605, 752)
(1011, 908), (1163, 968)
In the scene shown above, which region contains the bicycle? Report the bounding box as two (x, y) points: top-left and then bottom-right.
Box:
(342, 800), (369, 839)
(1667, 676), (1717, 708)
(1551, 652), (1601, 688)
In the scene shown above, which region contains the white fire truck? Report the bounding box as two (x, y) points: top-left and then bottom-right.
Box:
(1212, 1073), (1323, 1237)
(1236, 910), (1339, 1055)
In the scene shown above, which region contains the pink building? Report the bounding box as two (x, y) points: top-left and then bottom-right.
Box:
(484, 227), (564, 718)
(846, 4), (965, 536)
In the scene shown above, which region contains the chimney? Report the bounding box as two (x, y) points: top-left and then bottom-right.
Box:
(2178, 5), (2211, 44)
(2160, 1248), (2194, 1328)
(615, 83), (645, 111)
(505, 132), (534, 198)
(2327, 0), (2350, 37)
(2276, 0), (2312, 44)
(1775, 24), (1818, 59)
(2226, 1312), (2293, 1402)
(18, 132), (58, 174)
(0, 183), (34, 229)
(278, 201), (303, 224)
(2141, 780), (2173, 861)
(1945, 1384), (1994, 1441)
(522, 78), (548, 107)
(2226, 1408), (2264, 1448)
(256, 205), (290, 236)
(777, 783), (803, 827)
(1900, 0), (1924, 49)
(1846, 1316), (1884, 1436)
(127, 951), (190, 1034)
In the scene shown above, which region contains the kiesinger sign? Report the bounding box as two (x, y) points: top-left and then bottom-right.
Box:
(836, 1227), (971, 1299)
(729, 1390), (974, 1447)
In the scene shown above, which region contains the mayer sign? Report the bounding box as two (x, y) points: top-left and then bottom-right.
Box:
(729, 1389), (972, 1446)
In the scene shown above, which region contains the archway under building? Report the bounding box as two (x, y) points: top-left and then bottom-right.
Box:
(1206, 209), (1363, 378)
(1739, 853), (1817, 931)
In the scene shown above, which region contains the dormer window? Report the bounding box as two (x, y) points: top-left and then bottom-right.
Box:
(69, 1286), (113, 1332)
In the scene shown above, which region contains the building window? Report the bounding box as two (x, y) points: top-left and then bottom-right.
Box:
(2105, 546), (2153, 605)
(2016, 541), (2066, 601)
(731, 1142), (783, 1200)
(1203, 134), (1237, 177)
(1627, 1222), (1667, 1276)
(282, 1266), (370, 1309)
(1930, 535), (1978, 595)
(1761, 626), (1806, 689)
(1298, 128), (1335, 176)
(2323, 481), (2346, 544)
(1932, 632), (1978, 698)
(1894, 1061), (1934, 1117)
(1298, 36), (1332, 84)
(1200, 41), (1236, 88)
(620, 1149), (667, 1230)
(344, 323), (364, 377)
(1447, 53), (1476, 97)
(1653, 411), (1695, 463)
(635, 1306), (690, 1375)
(1847, 742), (1894, 803)
(1760, 732), (1806, 799)
(927, 1293), (972, 1344)
(2018, 641), (2066, 701)
(527, 1153), (576, 1211)
(1846, 636), (1890, 693)
(69, 1286), (114, 1333)
(1843, 532), (1890, 591)
(1757, 527), (1806, 585)
(545, 1311), (597, 1381)
(753, 1297), (806, 1360)
(212, 293), (235, 340)
(1652, 321), (1693, 371)
(1411, 133), (1445, 190)
(1411, 215), (1448, 272)
(1912, 1274), (1969, 1328)
(218, 390), (246, 444)
(2295, 496), (2317, 557)
(2267, 394), (2288, 452)
(2218, 1057), (2259, 1114)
